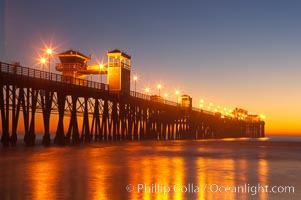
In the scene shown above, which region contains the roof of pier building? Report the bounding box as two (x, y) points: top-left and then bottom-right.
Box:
(108, 49), (131, 59)
(57, 50), (91, 64)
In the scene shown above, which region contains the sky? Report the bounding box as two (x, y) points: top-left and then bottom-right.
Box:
(1, 0), (301, 135)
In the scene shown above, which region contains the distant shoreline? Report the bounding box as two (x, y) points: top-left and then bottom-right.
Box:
(3, 135), (301, 147)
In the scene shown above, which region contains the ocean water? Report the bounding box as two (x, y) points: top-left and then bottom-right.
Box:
(0, 136), (300, 200)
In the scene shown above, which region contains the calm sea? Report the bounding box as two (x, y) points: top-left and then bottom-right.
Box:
(0, 136), (300, 200)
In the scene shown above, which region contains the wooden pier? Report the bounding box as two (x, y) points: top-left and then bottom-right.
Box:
(0, 61), (264, 146)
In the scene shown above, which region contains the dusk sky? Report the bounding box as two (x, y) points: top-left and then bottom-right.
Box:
(1, 0), (301, 135)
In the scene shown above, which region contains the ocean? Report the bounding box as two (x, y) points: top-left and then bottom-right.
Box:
(0, 136), (300, 200)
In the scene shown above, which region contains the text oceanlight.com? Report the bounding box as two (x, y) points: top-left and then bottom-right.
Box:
(125, 183), (295, 196)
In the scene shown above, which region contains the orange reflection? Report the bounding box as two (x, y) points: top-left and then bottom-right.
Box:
(196, 158), (236, 199)
(154, 157), (170, 200)
(128, 156), (175, 200)
(235, 159), (248, 200)
(86, 148), (109, 200)
(26, 150), (58, 200)
(128, 149), (185, 200)
(258, 155), (268, 200)
(196, 157), (206, 200)
(170, 157), (184, 200)
(141, 158), (152, 200)
(257, 137), (269, 141)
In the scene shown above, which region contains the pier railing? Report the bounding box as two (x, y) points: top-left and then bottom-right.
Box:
(0, 62), (109, 91)
(0, 62), (215, 115)
(129, 91), (180, 107)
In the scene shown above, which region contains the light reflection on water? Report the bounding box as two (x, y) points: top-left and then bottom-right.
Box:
(0, 139), (300, 199)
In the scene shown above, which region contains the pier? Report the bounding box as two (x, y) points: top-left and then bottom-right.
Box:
(0, 49), (265, 146)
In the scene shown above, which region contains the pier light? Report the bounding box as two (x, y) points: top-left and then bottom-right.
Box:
(209, 102), (213, 106)
(40, 57), (46, 64)
(157, 84), (162, 96)
(133, 75), (138, 96)
(164, 93), (168, 98)
(40, 57), (46, 74)
(99, 64), (104, 84)
(46, 48), (52, 73)
(40, 57), (46, 66)
(208, 106), (211, 110)
(260, 115), (266, 119)
(200, 99), (204, 104)
(199, 104), (203, 108)
(145, 87), (150, 94)
(47, 48), (52, 55)
(175, 90), (179, 103)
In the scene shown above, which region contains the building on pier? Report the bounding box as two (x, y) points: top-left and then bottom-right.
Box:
(107, 49), (131, 94)
(55, 49), (131, 94)
(179, 95), (192, 109)
(150, 95), (164, 103)
(232, 108), (248, 120)
(246, 115), (261, 122)
(55, 50), (91, 81)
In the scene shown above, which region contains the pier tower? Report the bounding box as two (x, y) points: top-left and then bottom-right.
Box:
(55, 50), (91, 81)
(107, 49), (131, 94)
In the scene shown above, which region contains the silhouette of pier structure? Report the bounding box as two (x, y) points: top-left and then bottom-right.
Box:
(0, 49), (265, 146)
